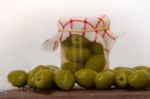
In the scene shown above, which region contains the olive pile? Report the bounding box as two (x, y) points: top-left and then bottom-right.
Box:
(8, 65), (150, 91)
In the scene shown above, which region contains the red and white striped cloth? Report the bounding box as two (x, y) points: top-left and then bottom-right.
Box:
(42, 15), (118, 53)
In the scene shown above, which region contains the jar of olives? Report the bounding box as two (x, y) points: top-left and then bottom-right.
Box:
(43, 15), (117, 73)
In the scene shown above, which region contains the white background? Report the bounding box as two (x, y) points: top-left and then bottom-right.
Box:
(0, 0), (150, 91)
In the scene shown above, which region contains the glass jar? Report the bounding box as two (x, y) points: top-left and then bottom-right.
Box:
(42, 15), (117, 73)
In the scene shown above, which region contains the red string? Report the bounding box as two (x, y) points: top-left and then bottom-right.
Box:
(53, 41), (57, 51)
(102, 30), (107, 38)
(59, 20), (64, 28)
(83, 18), (87, 36)
(70, 19), (73, 36)
(63, 21), (71, 28)
(86, 21), (95, 29)
(59, 20), (64, 41)
(105, 30), (116, 41)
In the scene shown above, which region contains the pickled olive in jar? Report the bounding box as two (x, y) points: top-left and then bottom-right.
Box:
(61, 34), (106, 72)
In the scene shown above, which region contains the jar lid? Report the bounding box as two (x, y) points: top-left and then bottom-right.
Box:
(42, 15), (117, 53)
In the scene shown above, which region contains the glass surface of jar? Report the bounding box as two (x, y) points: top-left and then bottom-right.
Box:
(43, 15), (117, 73)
